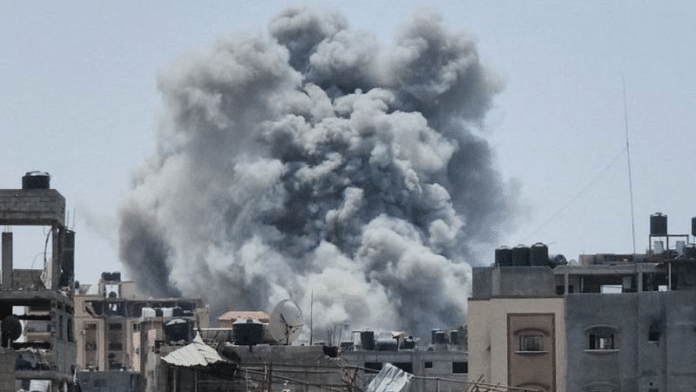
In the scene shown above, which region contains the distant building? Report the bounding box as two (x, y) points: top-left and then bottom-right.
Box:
(0, 172), (76, 392)
(74, 272), (209, 392)
(468, 214), (696, 392)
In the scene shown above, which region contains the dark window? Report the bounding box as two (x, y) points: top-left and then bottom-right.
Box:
(556, 285), (574, 294)
(648, 331), (660, 342)
(519, 334), (542, 351)
(109, 342), (123, 351)
(393, 362), (413, 373)
(109, 323), (122, 330)
(589, 333), (615, 350)
(364, 362), (382, 374)
(67, 318), (74, 342)
(424, 362), (433, 369)
(452, 362), (468, 374)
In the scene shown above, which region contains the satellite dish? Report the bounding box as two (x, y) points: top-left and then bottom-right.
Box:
(2, 315), (22, 344)
(269, 299), (304, 345)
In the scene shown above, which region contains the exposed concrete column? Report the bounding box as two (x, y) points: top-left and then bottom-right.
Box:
(2, 232), (12, 289)
(51, 225), (62, 290)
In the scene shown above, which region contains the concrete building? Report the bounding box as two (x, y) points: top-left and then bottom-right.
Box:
(0, 172), (76, 392)
(469, 214), (696, 392)
(74, 273), (209, 392)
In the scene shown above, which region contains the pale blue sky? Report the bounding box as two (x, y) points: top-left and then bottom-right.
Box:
(2, 1), (695, 285)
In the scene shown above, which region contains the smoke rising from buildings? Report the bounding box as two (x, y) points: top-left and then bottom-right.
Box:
(119, 7), (516, 338)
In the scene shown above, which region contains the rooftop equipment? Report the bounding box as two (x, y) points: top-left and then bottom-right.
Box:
(650, 213), (668, 237)
(22, 171), (50, 189)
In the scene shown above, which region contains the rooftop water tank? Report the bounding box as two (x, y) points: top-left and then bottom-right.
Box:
(360, 331), (375, 350)
(165, 319), (190, 343)
(495, 247), (512, 267)
(650, 213), (667, 236)
(375, 337), (398, 351)
(685, 244), (696, 260)
(432, 329), (448, 345)
(692, 217), (696, 237)
(22, 171), (50, 189)
(233, 319), (264, 346)
(530, 243), (549, 266)
(512, 245), (531, 266)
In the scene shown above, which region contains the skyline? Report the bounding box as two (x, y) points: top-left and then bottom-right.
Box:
(2, 1), (695, 294)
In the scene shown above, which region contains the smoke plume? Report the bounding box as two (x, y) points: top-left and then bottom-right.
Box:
(119, 7), (515, 339)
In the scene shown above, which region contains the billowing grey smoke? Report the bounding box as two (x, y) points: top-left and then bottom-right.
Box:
(119, 7), (515, 338)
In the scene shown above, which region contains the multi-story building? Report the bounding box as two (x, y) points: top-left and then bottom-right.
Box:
(74, 272), (209, 392)
(0, 172), (77, 392)
(469, 214), (696, 392)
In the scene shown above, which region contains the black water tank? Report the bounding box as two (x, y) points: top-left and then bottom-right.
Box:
(650, 213), (668, 236)
(495, 247), (512, 267)
(232, 319), (263, 346)
(512, 245), (531, 266)
(360, 331), (375, 350)
(22, 171), (50, 189)
(165, 319), (190, 342)
(450, 330), (460, 345)
(403, 336), (416, 349)
(685, 244), (696, 260)
(530, 243), (549, 266)
(692, 217), (696, 237)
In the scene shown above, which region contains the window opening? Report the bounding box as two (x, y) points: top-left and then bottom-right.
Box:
(589, 332), (615, 350)
(519, 334), (542, 352)
(452, 362), (468, 374)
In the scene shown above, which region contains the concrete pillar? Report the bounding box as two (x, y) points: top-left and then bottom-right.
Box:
(51, 225), (62, 290)
(2, 232), (12, 289)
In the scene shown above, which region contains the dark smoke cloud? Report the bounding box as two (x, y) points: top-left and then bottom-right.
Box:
(119, 7), (515, 338)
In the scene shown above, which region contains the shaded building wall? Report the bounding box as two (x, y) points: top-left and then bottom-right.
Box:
(566, 290), (696, 392)
(0, 348), (15, 392)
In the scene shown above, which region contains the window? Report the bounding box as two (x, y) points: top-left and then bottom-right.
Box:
(589, 332), (615, 350)
(424, 362), (433, 369)
(393, 362), (413, 373)
(452, 362), (468, 374)
(586, 326), (618, 351)
(364, 362), (382, 374)
(519, 334), (542, 352)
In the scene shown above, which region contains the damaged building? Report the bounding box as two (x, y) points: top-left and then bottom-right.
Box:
(0, 172), (76, 392)
(468, 213), (696, 392)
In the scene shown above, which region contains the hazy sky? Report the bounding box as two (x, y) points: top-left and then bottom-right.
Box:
(2, 0), (695, 287)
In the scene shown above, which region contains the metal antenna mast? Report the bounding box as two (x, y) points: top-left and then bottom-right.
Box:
(623, 76), (637, 253)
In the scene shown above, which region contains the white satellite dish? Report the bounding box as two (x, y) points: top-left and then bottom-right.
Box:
(269, 299), (304, 345)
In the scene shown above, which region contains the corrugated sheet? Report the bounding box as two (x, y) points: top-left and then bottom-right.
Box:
(366, 363), (412, 392)
(161, 334), (226, 367)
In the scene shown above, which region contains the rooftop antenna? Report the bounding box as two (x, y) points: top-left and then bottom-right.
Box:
(623, 76), (637, 253)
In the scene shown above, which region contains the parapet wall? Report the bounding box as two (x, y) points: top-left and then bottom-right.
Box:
(0, 189), (65, 226)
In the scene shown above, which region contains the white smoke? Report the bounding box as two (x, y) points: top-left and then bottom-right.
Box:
(119, 7), (515, 338)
